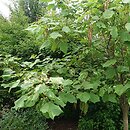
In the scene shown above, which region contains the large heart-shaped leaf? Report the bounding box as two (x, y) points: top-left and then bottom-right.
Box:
(50, 32), (62, 39)
(40, 102), (63, 119)
(77, 92), (90, 103)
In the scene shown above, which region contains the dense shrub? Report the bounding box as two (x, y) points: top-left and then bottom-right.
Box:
(0, 108), (49, 130)
(78, 102), (123, 130)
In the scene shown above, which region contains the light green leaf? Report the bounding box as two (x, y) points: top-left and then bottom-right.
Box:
(77, 92), (90, 103)
(82, 81), (93, 90)
(122, 0), (130, 3)
(2, 80), (20, 92)
(54, 97), (66, 107)
(3, 68), (15, 75)
(40, 40), (51, 50)
(125, 23), (130, 32)
(89, 93), (100, 103)
(103, 59), (116, 67)
(35, 83), (48, 94)
(59, 42), (68, 53)
(110, 26), (118, 38)
(103, 10), (114, 19)
(96, 22), (106, 28)
(59, 92), (77, 103)
(63, 79), (73, 86)
(14, 95), (28, 110)
(114, 83), (130, 96)
(50, 77), (64, 84)
(62, 26), (71, 33)
(120, 31), (130, 41)
(24, 93), (39, 107)
(45, 91), (56, 99)
(51, 42), (58, 51)
(50, 32), (62, 39)
(9, 80), (20, 92)
(40, 102), (63, 119)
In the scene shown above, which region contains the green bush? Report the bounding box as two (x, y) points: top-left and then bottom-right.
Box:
(0, 108), (49, 130)
(78, 102), (123, 130)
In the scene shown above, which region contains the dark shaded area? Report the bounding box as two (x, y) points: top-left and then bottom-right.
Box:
(48, 117), (78, 130)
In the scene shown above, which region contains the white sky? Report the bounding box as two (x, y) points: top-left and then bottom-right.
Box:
(0, 0), (14, 18)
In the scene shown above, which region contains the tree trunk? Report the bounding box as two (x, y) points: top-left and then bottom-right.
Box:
(120, 94), (129, 130)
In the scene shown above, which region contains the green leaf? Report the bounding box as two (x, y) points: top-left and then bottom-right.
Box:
(51, 42), (58, 51)
(59, 92), (77, 103)
(35, 83), (48, 94)
(103, 10), (114, 19)
(108, 94), (117, 103)
(50, 32), (62, 39)
(117, 66), (129, 72)
(122, 0), (130, 3)
(14, 95), (28, 110)
(120, 31), (130, 41)
(9, 80), (20, 92)
(82, 81), (93, 90)
(105, 67), (115, 79)
(102, 93), (117, 103)
(89, 93), (100, 103)
(96, 22), (106, 28)
(40, 102), (63, 119)
(125, 23), (130, 32)
(40, 40), (51, 50)
(59, 42), (68, 53)
(63, 79), (73, 86)
(80, 102), (88, 114)
(114, 83), (130, 96)
(45, 90), (56, 99)
(102, 59), (116, 67)
(54, 97), (66, 107)
(77, 92), (90, 103)
(99, 88), (105, 97)
(50, 77), (64, 84)
(24, 93), (39, 107)
(110, 26), (118, 38)
(62, 26), (71, 33)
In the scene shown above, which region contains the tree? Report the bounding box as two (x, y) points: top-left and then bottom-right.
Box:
(2, 0), (130, 129)
(19, 0), (47, 22)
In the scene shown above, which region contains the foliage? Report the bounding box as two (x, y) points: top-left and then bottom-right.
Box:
(0, 54), (23, 111)
(78, 102), (123, 130)
(25, 0), (130, 123)
(0, 8), (39, 60)
(0, 108), (49, 130)
(19, 0), (47, 22)
(1, 0), (130, 129)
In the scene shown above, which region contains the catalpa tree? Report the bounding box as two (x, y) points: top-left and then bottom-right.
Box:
(2, 0), (130, 130)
